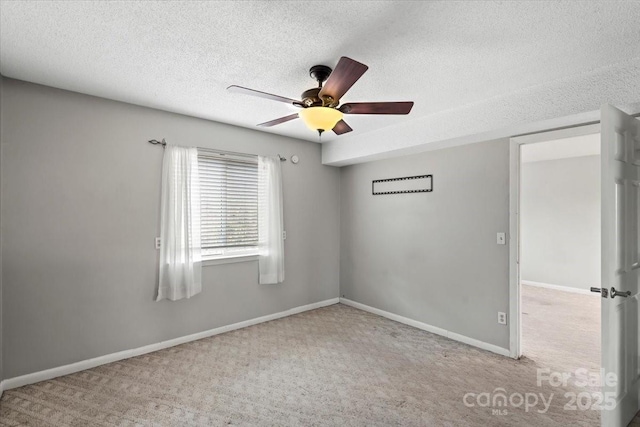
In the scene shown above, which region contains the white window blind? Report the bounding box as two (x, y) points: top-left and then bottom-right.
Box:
(198, 151), (259, 259)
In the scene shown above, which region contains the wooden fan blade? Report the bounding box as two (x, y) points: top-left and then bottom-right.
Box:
(319, 57), (368, 102)
(257, 113), (299, 127)
(332, 120), (353, 135)
(339, 102), (414, 115)
(228, 85), (303, 107)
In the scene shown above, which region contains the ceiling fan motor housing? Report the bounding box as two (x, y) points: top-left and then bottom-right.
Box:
(301, 88), (322, 107)
(305, 65), (339, 108)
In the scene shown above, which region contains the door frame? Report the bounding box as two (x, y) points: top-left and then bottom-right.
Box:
(508, 123), (601, 359)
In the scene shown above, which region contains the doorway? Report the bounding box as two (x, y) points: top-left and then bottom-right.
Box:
(519, 132), (601, 378)
(509, 109), (640, 426)
(509, 124), (602, 372)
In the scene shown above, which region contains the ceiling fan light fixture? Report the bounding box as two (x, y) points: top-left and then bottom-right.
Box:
(298, 107), (343, 133)
(229, 57), (413, 136)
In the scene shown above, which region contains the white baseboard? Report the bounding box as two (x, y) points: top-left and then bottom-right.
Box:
(339, 298), (510, 357)
(2, 297), (340, 391)
(521, 280), (597, 296)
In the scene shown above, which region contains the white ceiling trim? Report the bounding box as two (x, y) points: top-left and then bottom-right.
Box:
(322, 58), (640, 166)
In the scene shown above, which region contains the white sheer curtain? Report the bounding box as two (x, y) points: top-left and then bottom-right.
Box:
(157, 145), (202, 301)
(258, 156), (285, 284)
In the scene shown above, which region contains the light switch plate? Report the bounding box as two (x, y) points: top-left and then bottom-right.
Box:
(497, 232), (506, 245)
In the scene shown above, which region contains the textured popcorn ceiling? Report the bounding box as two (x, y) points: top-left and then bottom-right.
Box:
(1, 1), (639, 165)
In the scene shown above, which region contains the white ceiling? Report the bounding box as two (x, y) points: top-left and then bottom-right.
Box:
(521, 133), (600, 163)
(1, 1), (640, 164)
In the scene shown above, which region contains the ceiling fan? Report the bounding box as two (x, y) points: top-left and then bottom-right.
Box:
(227, 57), (414, 137)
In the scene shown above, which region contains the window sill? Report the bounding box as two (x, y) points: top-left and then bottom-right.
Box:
(202, 254), (259, 267)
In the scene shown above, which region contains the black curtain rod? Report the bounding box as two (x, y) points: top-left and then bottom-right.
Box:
(148, 139), (286, 161)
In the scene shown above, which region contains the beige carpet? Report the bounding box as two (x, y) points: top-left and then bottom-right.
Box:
(522, 284), (601, 388)
(0, 303), (604, 426)
(521, 284), (640, 427)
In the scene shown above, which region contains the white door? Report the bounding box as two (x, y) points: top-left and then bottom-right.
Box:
(601, 105), (640, 426)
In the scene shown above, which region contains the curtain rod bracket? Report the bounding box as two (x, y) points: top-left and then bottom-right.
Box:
(148, 138), (166, 147)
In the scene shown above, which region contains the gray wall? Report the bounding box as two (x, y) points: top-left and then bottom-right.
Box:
(520, 155), (600, 290)
(340, 139), (511, 350)
(1, 78), (340, 379)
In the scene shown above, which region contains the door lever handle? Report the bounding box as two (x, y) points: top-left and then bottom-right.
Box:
(590, 287), (609, 298)
(611, 287), (631, 298)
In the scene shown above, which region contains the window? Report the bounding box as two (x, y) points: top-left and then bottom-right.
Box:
(198, 151), (259, 259)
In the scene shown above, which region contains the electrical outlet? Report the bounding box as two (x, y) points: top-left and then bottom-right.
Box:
(498, 312), (507, 325)
(155, 237), (161, 249)
(283, 231), (287, 240)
